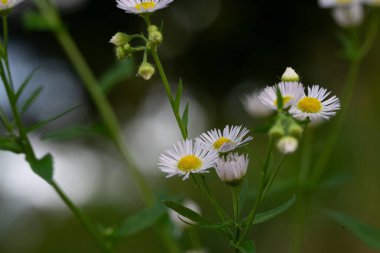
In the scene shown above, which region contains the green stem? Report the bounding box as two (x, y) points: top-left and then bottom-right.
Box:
(310, 58), (361, 188)
(232, 185), (241, 249)
(51, 181), (112, 252)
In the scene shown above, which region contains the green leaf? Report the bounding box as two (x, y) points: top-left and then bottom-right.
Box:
(252, 195), (296, 225)
(163, 200), (211, 225)
(231, 240), (256, 253)
(99, 59), (135, 93)
(181, 102), (189, 135)
(239, 179), (248, 211)
(42, 123), (107, 141)
(114, 203), (166, 239)
(326, 210), (380, 250)
(15, 68), (40, 102)
(27, 153), (54, 183)
(27, 105), (80, 133)
(275, 86), (283, 110)
(0, 136), (23, 153)
(20, 86), (43, 114)
(174, 79), (183, 112)
(22, 11), (52, 31)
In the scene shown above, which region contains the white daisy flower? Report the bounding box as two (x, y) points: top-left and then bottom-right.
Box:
(259, 82), (305, 111)
(332, 4), (364, 27)
(196, 125), (253, 153)
(0, 0), (24, 10)
(242, 90), (273, 118)
(289, 85), (341, 122)
(116, 0), (174, 14)
(158, 139), (218, 180)
(319, 0), (360, 8)
(215, 153), (249, 186)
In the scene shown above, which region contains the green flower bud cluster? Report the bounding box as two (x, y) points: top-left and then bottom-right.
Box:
(147, 25), (163, 48)
(110, 32), (133, 60)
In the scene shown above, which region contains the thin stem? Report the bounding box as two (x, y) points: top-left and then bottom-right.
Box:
(51, 181), (112, 252)
(261, 155), (287, 200)
(232, 185), (241, 250)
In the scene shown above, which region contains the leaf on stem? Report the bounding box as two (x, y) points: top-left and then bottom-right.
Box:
(114, 202), (167, 239)
(163, 200), (211, 226)
(326, 210), (380, 250)
(15, 68), (40, 102)
(27, 153), (54, 183)
(0, 136), (23, 153)
(99, 59), (135, 93)
(26, 105), (81, 133)
(239, 179), (248, 212)
(231, 240), (256, 253)
(20, 86), (43, 115)
(42, 122), (107, 141)
(248, 195), (296, 225)
(181, 102), (189, 135)
(275, 86), (283, 110)
(174, 79), (183, 113)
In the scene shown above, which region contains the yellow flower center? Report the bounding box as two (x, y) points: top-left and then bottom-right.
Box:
(135, 2), (156, 10)
(297, 97), (322, 113)
(336, 0), (353, 4)
(274, 96), (292, 107)
(1, 0), (9, 4)
(213, 137), (232, 150)
(177, 155), (203, 172)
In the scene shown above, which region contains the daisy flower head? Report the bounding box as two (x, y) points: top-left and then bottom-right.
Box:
(319, 0), (360, 8)
(259, 82), (305, 111)
(0, 0), (24, 11)
(196, 125), (253, 153)
(116, 0), (174, 14)
(215, 153), (249, 186)
(158, 139), (218, 180)
(332, 4), (364, 27)
(289, 85), (340, 122)
(242, 90), (273, 118)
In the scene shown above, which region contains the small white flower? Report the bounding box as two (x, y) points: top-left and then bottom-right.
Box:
(116, 0), (174, 14)
(277, 136), (298, 154)
(319, 0), (360, 8)
(196, 125), (253, 153)
(242, 90), (273, 118)
(281, 67), (300, 82)
(332, 4), (364, 27)
(0, 0), (24, 10)
(289, 85), (340, 122)
(158, 139), (218, 180)
(169, 199), (201, 229)
(215, 153), (249, 186)
(259, 82), (305, 111)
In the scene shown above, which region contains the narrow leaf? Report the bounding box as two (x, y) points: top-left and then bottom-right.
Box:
(27, 153), (54, 183)
(99, 59), (135, 93)
(163, 200), (211, 225)
(15, 68), (40, 102)
(27, 105), (80, 133)
(174, 79), (183, 112)
(231, 240), (256, 253)
(115, 203), (166, 239)
(20, 86), (43, 114)
(181, 102), (189, 134)
(251, 195), (296, 225)
(0, 136), (23, 153)
(326, 210), (380, 250)
(275, 86), (283, 110)
(42, 123), (107, 141)
(239, 179), (248, 212)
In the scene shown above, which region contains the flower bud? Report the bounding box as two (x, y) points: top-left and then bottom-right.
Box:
(149, 30), (163, 45)
(277, 136), (298, 154)
(148, 25), (159, 33)
(281, 67), (300, 82)
(138, 62), (155, 80)
(269, 124), (285, 138)
(109, 32), (130, 47)
(115, 47), (127, 60)
(215, 153), (249, 187)
(288, 122), (303, 137)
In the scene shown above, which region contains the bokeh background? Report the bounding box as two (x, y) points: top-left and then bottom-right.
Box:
(0, 0), (380, 252)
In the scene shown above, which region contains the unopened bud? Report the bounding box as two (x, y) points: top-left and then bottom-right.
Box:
(148, 25), (159, 33)
(138, 62), (155, 80)
(281, 67), (300, 82)
(277, 136), (298, 154)
(269, 124), (285, 138)
(149, 31), (163, 45)
(110, 32), (130, 47)
(289, 123), (303, 137)
(115, 47), (127, 60)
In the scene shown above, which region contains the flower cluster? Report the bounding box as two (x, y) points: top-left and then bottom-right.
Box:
(244, 67), (341, 154)
(319, 0), (380, 27)
(159, 125), (252, 185)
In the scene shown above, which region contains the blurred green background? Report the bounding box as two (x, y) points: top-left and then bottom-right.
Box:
(0, 0), (380, 252)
